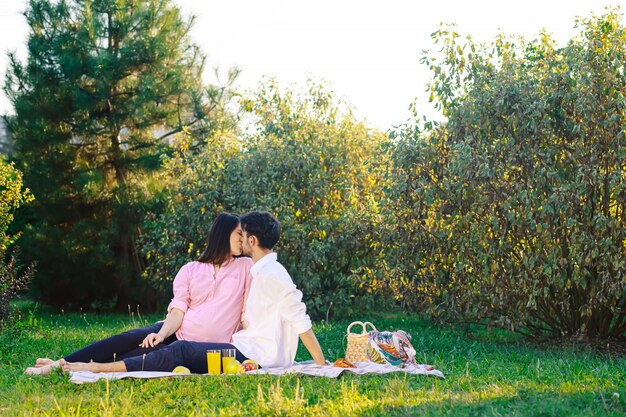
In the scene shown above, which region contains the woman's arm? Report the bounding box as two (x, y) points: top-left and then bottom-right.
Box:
(140, 308), (185, 348)
(299, 329), (326, 365)
(141, 264), (191, 348)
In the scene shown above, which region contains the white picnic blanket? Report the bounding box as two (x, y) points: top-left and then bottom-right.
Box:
(69, 361), (444, 384)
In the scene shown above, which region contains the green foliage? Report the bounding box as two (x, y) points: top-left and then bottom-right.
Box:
(141, 80), (392, 318)
(0, 249), (36, 329)
(3, 310), (625, 416)
(389, 10), (626, 338)
(0, 159), (33, 251)
(140, 129), (243, 299)
(3, 0), (213, 309)
(0, 159), (35, 327)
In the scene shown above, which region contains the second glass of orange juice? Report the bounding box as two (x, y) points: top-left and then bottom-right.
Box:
(222, 348), (236, 370)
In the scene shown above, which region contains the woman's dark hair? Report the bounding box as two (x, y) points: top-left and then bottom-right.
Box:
(197, 212), (240, 265)
(240, 211), (281, 250)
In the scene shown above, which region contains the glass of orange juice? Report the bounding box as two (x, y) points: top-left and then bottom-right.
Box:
(222, 348), (236, 371)
(206, 349), (221, 375)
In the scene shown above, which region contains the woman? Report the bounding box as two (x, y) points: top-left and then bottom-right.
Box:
(60, 211), (326, 374)
(25, 212), (253, 375)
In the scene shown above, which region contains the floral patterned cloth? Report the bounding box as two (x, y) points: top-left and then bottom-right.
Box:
(366, 330), (417, 367)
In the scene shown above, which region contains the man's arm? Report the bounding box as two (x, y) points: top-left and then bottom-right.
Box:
(140, 308), (185, 348)
(299, 329), (326, 365)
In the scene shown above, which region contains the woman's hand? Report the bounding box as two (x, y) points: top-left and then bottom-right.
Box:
(140, 333), (164, 348)
(139, 309), (184, 349)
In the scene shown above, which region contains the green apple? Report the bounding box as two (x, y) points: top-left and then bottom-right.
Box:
(172, 365), (191, 374)
(224, 359), (241, 374)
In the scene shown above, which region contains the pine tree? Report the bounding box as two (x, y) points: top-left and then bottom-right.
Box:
(4, 0), (209, 308)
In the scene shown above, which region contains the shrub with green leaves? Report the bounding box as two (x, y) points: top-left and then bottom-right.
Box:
(0, 158), (35, 327)
(141, 80), (392, 318)
(389, 10), (626, 338)
(140, 129), (244, 300)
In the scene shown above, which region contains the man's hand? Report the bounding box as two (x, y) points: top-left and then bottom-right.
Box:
(140, 333), (164, 348)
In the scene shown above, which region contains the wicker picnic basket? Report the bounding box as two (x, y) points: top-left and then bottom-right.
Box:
(345, 321), (378, 362)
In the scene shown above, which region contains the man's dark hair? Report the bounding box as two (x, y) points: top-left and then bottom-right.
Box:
(240, 211), (281, 250)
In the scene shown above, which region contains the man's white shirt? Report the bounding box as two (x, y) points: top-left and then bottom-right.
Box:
(232, 253), (312, 368)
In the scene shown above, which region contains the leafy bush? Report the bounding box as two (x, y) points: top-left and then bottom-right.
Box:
(0, 248), (36, 329)
(388, 10), (626, 338)
(140, 130), (244, 299)
(141, 80), (392, 318)
(0, 158), (35, 328)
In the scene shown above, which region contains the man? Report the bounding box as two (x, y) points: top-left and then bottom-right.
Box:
(61, 211), (325, 373)
(232, 210), (326, 367)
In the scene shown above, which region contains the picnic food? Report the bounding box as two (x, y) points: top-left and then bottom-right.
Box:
(172, 366), (191, 374)
(238, 359), (259, 372)
(333, 358), (357, 368)
(224, 359), (241, 374)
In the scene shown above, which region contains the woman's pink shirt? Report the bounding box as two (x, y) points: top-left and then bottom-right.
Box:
(167, 257), (253, 343)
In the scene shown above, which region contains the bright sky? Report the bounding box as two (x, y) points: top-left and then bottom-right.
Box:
(0, 0), (623, 130)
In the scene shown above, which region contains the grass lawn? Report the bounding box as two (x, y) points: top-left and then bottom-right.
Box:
(0, 302), (624, 416)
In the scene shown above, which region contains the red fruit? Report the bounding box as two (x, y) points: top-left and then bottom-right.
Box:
(238, 359), (259, 372)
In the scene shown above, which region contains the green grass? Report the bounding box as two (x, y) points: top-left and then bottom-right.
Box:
(1, 303), (624, 416)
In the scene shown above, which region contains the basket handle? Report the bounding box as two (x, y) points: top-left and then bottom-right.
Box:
(346, 321), (366, 335)
(347, 321), (377, 335)
(364, 321), (378, 332)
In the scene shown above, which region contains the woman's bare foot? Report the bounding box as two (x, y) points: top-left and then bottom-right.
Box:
(35, 358), (59, 368)
(24, 358), (62, 374)
(24, 364), (56, 375)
